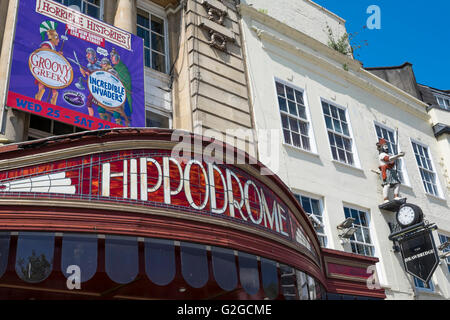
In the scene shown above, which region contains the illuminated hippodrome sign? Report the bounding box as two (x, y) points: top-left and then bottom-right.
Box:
(0, 149), (317, 259)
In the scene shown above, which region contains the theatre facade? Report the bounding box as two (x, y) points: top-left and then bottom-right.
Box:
(0, 129), (385, 299)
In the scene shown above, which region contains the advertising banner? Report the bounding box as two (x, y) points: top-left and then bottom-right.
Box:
(6, 0), (145, 130)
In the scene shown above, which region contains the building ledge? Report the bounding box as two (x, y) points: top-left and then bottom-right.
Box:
(331, 160), (364, 174)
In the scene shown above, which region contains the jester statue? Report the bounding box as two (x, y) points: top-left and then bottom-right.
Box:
(377, 138), (406, 203)
(35, 20), (61, 105)
(110, 48), (132, 126)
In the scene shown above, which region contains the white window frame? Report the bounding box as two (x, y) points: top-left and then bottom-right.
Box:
(145, 107), (172, 129)
(320, 98), (360, 168)
(343, 205), (375, 257)
(414, 277), (435, 293)
(274, 78), (317, 154)
(410, 139), (443, 198)
(55, 0), (104, 20)
(373, 121), (410, 187)
(137, 1), (169, 74)
(435, 94), (450, 110)
(438, 233), (450, 273)
(294, 193), (328, 248)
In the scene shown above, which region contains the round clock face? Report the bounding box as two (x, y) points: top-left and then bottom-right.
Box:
(397, 206), (416, 226)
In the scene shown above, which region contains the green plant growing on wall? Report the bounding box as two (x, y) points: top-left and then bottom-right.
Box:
(326, 24), (369, 60)
(326, 25), (352, 56)
(258, 8), (268, 14)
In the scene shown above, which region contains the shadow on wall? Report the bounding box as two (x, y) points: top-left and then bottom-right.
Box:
(284, 145), (324, 167)
(332, 161), (366, 179)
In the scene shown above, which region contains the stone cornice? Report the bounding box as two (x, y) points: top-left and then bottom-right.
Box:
(238, 4), (430, 121)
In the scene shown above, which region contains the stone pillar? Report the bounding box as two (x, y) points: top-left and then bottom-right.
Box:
(114, 0), (137, 34)
(0, 0), (10, 52)
(0, 0), (28, 144)
(103, 0), (118, 26)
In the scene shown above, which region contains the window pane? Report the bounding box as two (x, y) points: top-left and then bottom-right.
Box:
(331, 146), (338, 160)
(338, 109), (346, 121)
(146, 110), (170, 128)
(308, 275), (316, 300)
(286, 87), (295, 101)
(16, 232), (54, 283)
(322, 102), (330, 115)
(137, 27), (150, 47)
(280, 265), (297, 300)
(330, 106), (338, 119)
(86, 4), (99, 19)
(289, 118), (299, 133)
(144, 48), (151, 68)
(283, 130), (291, 144)
(151, 15), (164, 34)
(333, 119), (342, 134)
(311, 199), (320, 215)
(137, 11), (149, 29)
(61, 233), (97, 283)
(299, 121), (308, 135)
(338, 149), (347, 162)
(261, 258), (279, 300)
(296, 270), (309, 300)
(298, 106), (307, 119)
(301, 197), (312, 214)
(276, 82), (285, 96)
(105, 236), (138, 284)
(281, 114), (289, 129)
(325, 116), (333, 130)
(180, 242), (209, 288)
(288, 101), (297, 116)
(212, 246), (238, 291)
(0, 233), (10, 279)
(238, 252), (260, 296)
(292, 133), (301, 148)
(68, 0), (82, 8)
(342, 123), (349, 136)
(302, 136), (310, 151)
(328, 132), (335, 145)
(364, 230), (372, 244)
(151, 33), (165, 53)
(152, 52), (166, 73)
(295, 90), (304, 104)
(278, 97), (287, 112)
(145, 238), (175, 286)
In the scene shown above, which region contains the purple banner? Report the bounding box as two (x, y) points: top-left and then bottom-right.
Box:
(7, 0), (145, 130)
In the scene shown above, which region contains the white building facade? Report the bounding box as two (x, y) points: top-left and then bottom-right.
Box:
(239, 0), (450, 300)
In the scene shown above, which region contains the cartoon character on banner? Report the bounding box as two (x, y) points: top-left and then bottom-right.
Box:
(34, 21), (62, 105)
(97, 57), (129, 125)
(110, 48), (132, 126)
(376, 138), (406, 203)
(78, 48), (102, 117)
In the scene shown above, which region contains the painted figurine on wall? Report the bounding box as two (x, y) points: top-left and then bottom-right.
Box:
(377, 138), (406, 203)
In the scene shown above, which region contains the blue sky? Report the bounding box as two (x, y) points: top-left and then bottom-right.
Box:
(312, 0), (449, 89)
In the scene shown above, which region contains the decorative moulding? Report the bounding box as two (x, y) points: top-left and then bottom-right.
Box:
(198, 16), (235, 52)
(200, 0), (228, 25)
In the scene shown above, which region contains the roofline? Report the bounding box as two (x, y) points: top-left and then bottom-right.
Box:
(418, 83), (450, 94)
(364, 62), (413, 71)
